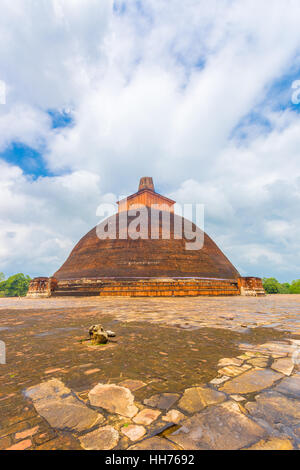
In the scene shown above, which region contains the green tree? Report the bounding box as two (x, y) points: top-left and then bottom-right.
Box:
(0, 273), (5, 297)
(278, 282), (291, 294)
(289, 279), (300, 294)
(262, 277), (281, 294)
(1, 273), (31, 297)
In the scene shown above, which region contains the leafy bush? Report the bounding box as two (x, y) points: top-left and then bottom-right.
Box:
(262, 277), (281, 294)
(0, 273), (31, 297)
(278, 282), (291, 294)
(262, 278), (298, 294)
(289, 279), (300, 294)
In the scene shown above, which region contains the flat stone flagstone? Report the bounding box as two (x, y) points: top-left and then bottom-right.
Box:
(217, 363), (252, 377)
(167, 401), (266, 450)
(88, 383), (138, 418)
(239, 342), (293, 356)
(6, 439), (33, 451)
(79, 425), (119, 450)
(230, 394), (246, 402)
(246, 437), (294, 450)
(162, 409), (185, 424)
(220, 368), (283, 395)
(271, 357), (294, 376)
(121, 424), (146, 441)
(218, 357), (243, 367)
(15, 426), (39, 440)
(245, 391), (300, 428)
(25, 379), (103, 433)
(133, 408), (161, 425)
(178, 386), (226, 414)
(273, 373), (300, 398)
(237, 352), (257, 360)
(246, 357), (269, 368)
(209, 376), (230, 385)
(143, 393), (180, 410)
(128, 436), (178, 450)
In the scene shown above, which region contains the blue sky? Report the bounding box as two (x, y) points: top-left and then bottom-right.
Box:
(0, 0), (300, 281)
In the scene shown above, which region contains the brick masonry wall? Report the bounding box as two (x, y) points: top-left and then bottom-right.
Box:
(28, 277), (241, 297)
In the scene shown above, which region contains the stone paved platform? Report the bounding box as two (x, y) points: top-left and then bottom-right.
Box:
(0, 295), (299, 450)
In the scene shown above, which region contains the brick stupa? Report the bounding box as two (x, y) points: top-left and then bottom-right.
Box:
(28, 177), (264, 297)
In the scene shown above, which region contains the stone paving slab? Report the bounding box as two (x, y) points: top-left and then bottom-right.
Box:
(162, 409), (185, 424)
(245, 391), (300, 430)
(167, 401), (267, 450)
(271, 357), (294, 376)
(246, 437), (294, 450)
(128, 436), (178, 450)
(273, 373), (300, 398)
(133, 408), (161, 425)
(143, 393), (180, 410)
(239, 342), (295, 356)
(178, 386), (226, 414)
(88, 383), (138, 418)
(79, 425), (119, 450)
(121, 424), (146, 441)
(220, 368), (283, 395)
(217, 363), (252, 377)
(25, 379), (103, 433)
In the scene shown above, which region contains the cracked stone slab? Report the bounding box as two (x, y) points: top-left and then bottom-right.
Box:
(273, 374), (300, 399)
(245, 391), (300, 428)
(167, 401), (266, 450)
(133, 408), (161, 425)
(88, 383), (138, 418)
(25, 379), (103, 433)
(178, 386), (226, 414)
(128, 436), (178, 450)
(121, 424), (146, 441)
(144, 393), (180, 410)
(220, 368), (283, 395)
(271, 357), (294, 376)
(79, 425), (119, 450)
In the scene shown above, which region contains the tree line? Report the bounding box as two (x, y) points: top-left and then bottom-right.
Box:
(0, 273), (32, 297)
(262, 278), (300, 294)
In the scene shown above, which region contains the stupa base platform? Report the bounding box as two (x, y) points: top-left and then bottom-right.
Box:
(27, 276), (265, 298)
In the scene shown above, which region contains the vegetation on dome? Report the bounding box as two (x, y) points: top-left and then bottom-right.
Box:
(262, 277), (300, 294)
(0, 273), (32, 297)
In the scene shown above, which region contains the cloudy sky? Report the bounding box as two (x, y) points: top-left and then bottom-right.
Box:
(0, 0), (300, 281)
